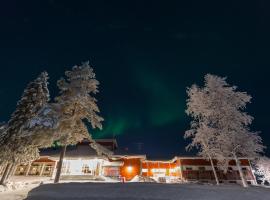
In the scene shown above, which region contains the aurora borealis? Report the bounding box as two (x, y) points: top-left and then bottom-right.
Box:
(0, 1), (270, 158)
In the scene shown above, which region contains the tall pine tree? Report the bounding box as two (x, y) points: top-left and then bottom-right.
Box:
(53, 62), (103, 183)
(0, 72), (50, 185)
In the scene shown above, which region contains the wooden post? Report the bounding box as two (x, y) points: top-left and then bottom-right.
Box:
(139, 159), (142, 176)
(158, 161), (160, 177)
(25, 163), (31, 176)
(147, 162), (149, 177)
(40, 164), (45, 176)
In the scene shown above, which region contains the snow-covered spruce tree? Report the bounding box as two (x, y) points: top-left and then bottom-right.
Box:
(20, 103), (60, 149)
(0, 122), (8, 178)
(53, 62), (104, 183)
(0, 122), (7, 152)
(255, 156), (270, 185)
(185, 74), (264, 187)
(0, 72), (50, 185)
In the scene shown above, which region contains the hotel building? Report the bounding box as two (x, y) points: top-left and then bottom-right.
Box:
(0, 139), (257, 185)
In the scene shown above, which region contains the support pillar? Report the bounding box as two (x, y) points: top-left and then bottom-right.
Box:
(100, 160), (103, 176)
(169, 163), (171, 177)
(147, 162), (149, 177)
(178, 160), (183, 180)
(139, 159), (142, 176)
(40, 164), (45, 176)
(25, 163), (31, 176)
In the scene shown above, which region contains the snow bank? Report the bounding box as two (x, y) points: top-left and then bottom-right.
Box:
(130, 175), (156, 183)
(0, 176), (50, 193)
(100, 176), (120, 183)
(0, 181), (34, 192)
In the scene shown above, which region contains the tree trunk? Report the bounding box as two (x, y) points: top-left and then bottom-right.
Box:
(54, 145), (67, 183)
(6, 163), (16, 181)
(209, 156), (219, 185)
(234, 154), (248, 187)
(0, 163), (11, 185)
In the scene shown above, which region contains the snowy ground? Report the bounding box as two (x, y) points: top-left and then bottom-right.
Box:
(9, 176), (51, 184)
(21, 182), (270, 200)
(0, 176), (51, 200)
(0, 186), (35, 200)
(0, 176), (119, 200)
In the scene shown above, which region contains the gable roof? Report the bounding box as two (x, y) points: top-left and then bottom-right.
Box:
(40, 142), (110, 159)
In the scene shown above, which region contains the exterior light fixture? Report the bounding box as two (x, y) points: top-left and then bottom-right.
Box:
(127, 166), (133, 173)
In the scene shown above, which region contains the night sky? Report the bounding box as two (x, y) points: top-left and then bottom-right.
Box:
(1, 1), (270, 159)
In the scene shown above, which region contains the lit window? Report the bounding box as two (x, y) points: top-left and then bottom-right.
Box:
(151, 169), (166, 173)
(142, 169), (148, 172)
(169, 168), (176, 173)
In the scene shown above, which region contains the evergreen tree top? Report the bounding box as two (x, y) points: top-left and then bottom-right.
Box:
(54, 61), (103, 145)
(1, 72), (50, 145)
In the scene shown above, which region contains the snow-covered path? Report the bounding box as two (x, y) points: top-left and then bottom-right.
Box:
(24, 182), (270, 200)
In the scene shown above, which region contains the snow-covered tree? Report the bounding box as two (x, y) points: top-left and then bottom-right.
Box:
(53, 62), (104, 183)
(0, 72), (50, 185)
(0, 122), (7, 148)
(185, 83), (221, 185)
(185, 74), (264, 187)
(21, 103), (60, 148)
(255, 156), (270, 184)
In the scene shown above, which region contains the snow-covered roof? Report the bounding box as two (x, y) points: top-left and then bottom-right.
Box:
(112, 147), (146, 159)
(40, 143), (110, 159)
(95, 139), (118, 149)
(40, 139), (146, 160)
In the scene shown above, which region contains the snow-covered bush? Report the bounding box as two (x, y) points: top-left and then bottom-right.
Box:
(255, 157), (270, 185)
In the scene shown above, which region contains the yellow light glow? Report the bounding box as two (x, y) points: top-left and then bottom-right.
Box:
(127, 166), (133, 173)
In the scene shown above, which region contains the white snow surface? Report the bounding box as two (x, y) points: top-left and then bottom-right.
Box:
(0, 176), (51, 200)
(130, 175), (156, 183)
(18, 182), (270, 200)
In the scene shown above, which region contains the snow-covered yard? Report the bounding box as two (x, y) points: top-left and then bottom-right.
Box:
(0, 186), (35, 200)
(0, 176), (51, 200)
(18, 182), (270, 200)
